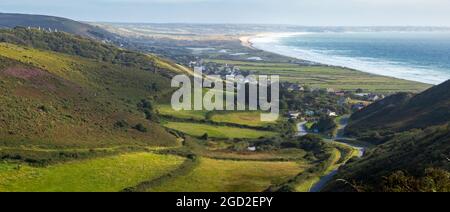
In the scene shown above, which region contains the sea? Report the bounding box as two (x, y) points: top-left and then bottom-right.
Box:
(251, 31), (450, 85)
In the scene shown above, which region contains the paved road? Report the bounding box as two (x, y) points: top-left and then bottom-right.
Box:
(297, 121), (308, 137)
(310, 115), (366, 192)
(310, 143), (365, 192)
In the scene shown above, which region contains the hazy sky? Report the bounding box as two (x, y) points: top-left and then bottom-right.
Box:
(1, 0), (450, 26)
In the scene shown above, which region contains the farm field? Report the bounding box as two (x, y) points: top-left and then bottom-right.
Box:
(210, 111), (276, 127)
(205, 59), (431, 92)
(0, 152), (185, 192)
(147, 157), (308, 192)
(163, 122), (277, 139)
(158, 104), (208, 121)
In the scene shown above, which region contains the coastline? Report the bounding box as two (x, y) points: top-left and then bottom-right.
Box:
(242, 32), (446, 85)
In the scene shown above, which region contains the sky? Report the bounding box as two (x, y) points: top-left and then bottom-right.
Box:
(1, 0), (450, 26)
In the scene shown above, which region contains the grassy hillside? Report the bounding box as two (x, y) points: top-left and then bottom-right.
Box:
(346, 80), (450, 142)
(147, 157), (306, 192)
(324, 125), (450, 192)
(0, 29), (180, 148)
(0, 152), (185, 192)
(324, 81), (450, 192)
(0, 13), (116, 40)
(163, 122), (278, 139)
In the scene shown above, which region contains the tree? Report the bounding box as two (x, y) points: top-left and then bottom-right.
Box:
(201, 133), (209, 140)
(133, 123), (148, 133)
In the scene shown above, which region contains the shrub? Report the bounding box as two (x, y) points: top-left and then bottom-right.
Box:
(114, 120), (129, 128)
(133, 123), (148, 133)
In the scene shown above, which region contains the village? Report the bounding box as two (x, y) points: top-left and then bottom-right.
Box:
(187, 58), (386, 138)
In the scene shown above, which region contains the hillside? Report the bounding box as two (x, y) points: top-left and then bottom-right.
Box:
(324, 125), (450, 192)
(0, 28), (180, 148)
(324, 80), (450, 192)
(346, 80), (450, 143)
(0, 13), (116, 40)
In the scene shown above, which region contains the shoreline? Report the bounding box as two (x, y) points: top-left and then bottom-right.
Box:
(241, 33), (444, 85)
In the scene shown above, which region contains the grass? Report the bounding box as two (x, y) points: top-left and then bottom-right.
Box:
(203, 148), (308, 161)
(210, 111), (276, 127)
(163, 121), (277, 139)
(147, 157), (307, 192)
(205, 59), (431, 93)
(294, 148), (342, 192)
(0, 152), (185, 192)
(158, 104), (208, 121)
(0, 43), (178, 148)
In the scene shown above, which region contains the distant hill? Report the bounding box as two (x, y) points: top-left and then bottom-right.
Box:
(346, 80), (450, 143)
(0, 28), (183, 148)
(0, 13), (117, 40)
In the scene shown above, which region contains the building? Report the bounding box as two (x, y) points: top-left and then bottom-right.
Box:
(287, 84), (304, 92)
(327, 110), (338, 117)
(288, 111), (301, 119)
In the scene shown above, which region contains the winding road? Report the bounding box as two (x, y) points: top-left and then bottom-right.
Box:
(302, 115), (366, 192)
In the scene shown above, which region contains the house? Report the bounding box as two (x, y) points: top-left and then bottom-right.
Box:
(368, 94), (384, 102)
(248, 146), (257, 152)
(334, 91), (346, 97)
(288, 111), (301, 119)
(327, 110), (338, 117)
(355, 93), (370, 97)
(287, 84), (305, 92)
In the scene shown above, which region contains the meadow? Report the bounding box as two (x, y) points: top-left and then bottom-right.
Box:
(210, 111), (275, 127)
(158, 104), (208, 121)
(0, 152), (185, 192)
(163, 122), (278, 139)
(147, 157), (308, 192)
(205, 59), (431, 92)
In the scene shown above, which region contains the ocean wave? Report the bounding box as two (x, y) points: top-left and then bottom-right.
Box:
(250, 33), (450, 85)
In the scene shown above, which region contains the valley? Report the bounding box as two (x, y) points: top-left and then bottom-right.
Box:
(0, 13), (448, 192)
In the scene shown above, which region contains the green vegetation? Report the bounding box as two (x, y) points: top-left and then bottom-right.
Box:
(205, 59), (430, 92)
(158, 104), (208, 121)
(324, 124), (450, 192)
(312, 117), (338, 136)
(0, 152), (185, 192)
(147, 157), (306, 192)
(210, 111), (275, 127)
(163, 122), (277, 139)
(346, 80), (450, 143)
(0, 29), (179, 148)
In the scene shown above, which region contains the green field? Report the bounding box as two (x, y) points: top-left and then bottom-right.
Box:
(148, 157), (307, 192)
(0, 152), (185, 192)
(163, 122), (277, 139)
(205, 59), (431, 92)
(210, 111), (276, 127)
(158, 105), (208, 121)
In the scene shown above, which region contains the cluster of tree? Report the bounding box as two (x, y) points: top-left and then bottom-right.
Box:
(311, 116), (338, 136)
(253, 134), (331, 159)
(279, 82), (351, 116)
(137, 99), (159, 123)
